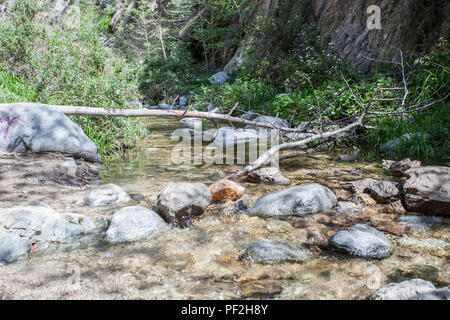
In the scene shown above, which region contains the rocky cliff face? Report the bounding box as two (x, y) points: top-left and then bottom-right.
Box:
(311, 0), (449, 72)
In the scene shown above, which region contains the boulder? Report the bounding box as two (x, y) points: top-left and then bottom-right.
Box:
(403, 166), (450, 216)
(0, 206), (93, 250)
(84, 184), (131, 207)
(0, 231), (32, 264)
(369, 180), (401, 203)
(248, 183), (337, 218)
(383, 200), (407, 215)
(397, 215), (444, 233)
(241, 239), (313, 264)
(106, 206), (168, 243)
(350, 178), (379, 195)
(369, 279), (450, 300)
(210, 71), (230, 85)
(329, 224), (394, 259)
(209, 179), (245, 203)
(247, 167), (291, 185)
(0, 103), (100, 163)
(212, 126), (266, 147)
(389, 158), (421, 177)
(180, 118), (204, 129)
(156, 182), (212, 223)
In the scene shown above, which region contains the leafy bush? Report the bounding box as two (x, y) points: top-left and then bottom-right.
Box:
(0, 0), (147, 161)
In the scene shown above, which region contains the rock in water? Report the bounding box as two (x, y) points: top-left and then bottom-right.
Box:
(248, 183), (336, 218)
(241, 239), (313, 264)
(0, 103), (100, 163)
(0, 231), (32, 264)
(84, 184), (131, 207)
(252, 116), (290, 129)
(330, 224), (394, 259)
(209, 179), (245, 203)
(403, 166), (450, 216)
(247, 167), (291, 185)
(369, 279), (450, 300)
(0, 205), (93, 262)
(156, 182), (212, 223)
(106, 206), (168, 243)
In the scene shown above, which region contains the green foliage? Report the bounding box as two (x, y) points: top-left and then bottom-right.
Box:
(0, 0), (146, 161)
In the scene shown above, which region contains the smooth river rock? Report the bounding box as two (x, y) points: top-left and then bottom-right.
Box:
(156, 182), (212, 223)
(84, 184), (131, 207)
(209, 179), (245, 203)
(369, 279), (450, 300)
(330, 224), (394, 259)
(248, 183), (337, 218)
(0, 231), (32, 264)
(0, 103), (100, 163)
(403, 166), (450, 216)
(241, 239), (313, 264)
(106, 206), (168, 243)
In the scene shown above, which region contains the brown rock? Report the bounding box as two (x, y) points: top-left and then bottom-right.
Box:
(389, 158), (421, 177)
(239, 280), (282, 299)
(403, 166), (450, 216)
(358, 193), (377, 206)
(383, 200), (407, 215)
(370, 180), (401, 203)
(351, 178), (379, 195)
(209, 179), (245, 203)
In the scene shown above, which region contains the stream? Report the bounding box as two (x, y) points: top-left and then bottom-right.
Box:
(0, 118), (448, 300)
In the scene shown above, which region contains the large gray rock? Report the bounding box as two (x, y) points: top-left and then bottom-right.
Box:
(369, 279), (450, 300)
(330, 224), (394, 259)
(106, 206), (168, 243)
(0, 231), (32, 264)
(241, 239), (313, 264)
(0, 103), (100, 163)
(247, 167), (291, 185)
(240, 111), (260, 121)
(156, 182), (212, 223)
(84, 184), (131, 207)
(210, 71), (230, 85)
(0, 206), (93, 248)
(180, 118), (204, 129)
(212, 126), (268, 147)
(403, 166), (450, 216)
(248, 183), (337, 218)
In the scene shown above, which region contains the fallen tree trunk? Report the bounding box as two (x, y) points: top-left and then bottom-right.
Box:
(39, 104), (307, 133)
(227, 109), (368, 179)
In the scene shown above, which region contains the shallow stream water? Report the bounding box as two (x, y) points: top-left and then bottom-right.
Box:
(0, 118), (448, 299)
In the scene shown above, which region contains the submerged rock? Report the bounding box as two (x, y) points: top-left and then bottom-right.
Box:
(156, 182), (212, 223)
(0, 205), (94, 263)
(0, 103), (100, 163)
(330, 224), (394, 259)
(248, 183), (337, 218)
(209, 179), (245, 203)
(0, 231), (32, 264)
(369, 279), (450, 300)
(84, 184), (131, 207)
(403, 166), (450, 216)
(247, 167), (291, 185)
(106, 206), (168, 243)
(241, 239), (313, 264)
(397, 215), (444, 233)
